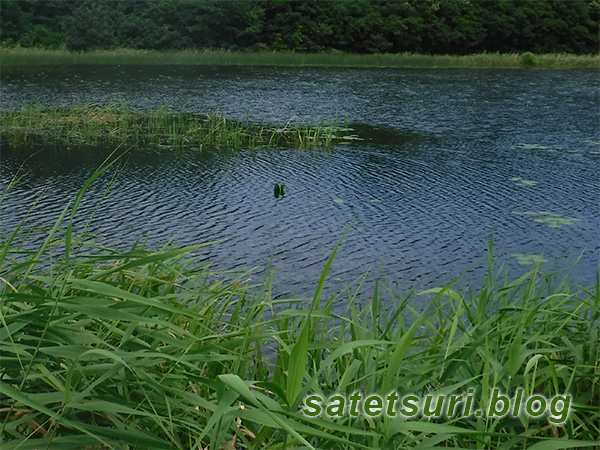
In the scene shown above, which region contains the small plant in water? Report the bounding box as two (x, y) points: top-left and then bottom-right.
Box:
(274, 183), (285, 198)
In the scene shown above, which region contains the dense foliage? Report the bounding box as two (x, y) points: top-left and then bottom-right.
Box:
(1, 0), (598, 54)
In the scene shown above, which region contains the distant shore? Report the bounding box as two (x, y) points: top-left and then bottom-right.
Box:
(1, 48), (598, 69)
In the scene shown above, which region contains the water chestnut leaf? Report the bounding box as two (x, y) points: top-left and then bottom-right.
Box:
(512, 253), (548, 265)
(513, 211), (580, 228)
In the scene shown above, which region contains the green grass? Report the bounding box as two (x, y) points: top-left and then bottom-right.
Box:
(0, 103), (350, 150)
(1, 47), (599, 69)
(1, 161), (598, 449)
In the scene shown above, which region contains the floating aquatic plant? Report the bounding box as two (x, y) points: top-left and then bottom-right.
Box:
(516, 143), (554, 150)
(512, 253), (548, 266)
(534, 216), (581, 228)
(510, 177), (538, 186)
(340, 135), (363, 141)
(274, 183), (285, 198)
(512, 211), (581, 228)
(333, 198), (344, 204)
(370, 199), (382, 203)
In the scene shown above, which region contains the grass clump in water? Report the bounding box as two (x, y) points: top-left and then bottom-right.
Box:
(0, 162), (598, 449)
(0, 103), (347, 150)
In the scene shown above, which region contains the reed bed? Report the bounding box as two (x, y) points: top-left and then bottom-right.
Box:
(0, 162), (598, 449)
(1, 48), (599, 70)
(0, 103), (345, 150)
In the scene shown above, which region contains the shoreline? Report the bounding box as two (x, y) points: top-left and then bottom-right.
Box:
(1, 48), (599, 70)
(1, 194), (598, 448)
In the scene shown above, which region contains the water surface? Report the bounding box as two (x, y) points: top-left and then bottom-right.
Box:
(1, 65), (598, 302)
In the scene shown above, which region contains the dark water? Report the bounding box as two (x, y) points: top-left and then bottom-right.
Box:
(1, 65), (599, 303)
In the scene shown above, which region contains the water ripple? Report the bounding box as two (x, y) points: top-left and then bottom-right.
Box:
(1, 67), (598, 302)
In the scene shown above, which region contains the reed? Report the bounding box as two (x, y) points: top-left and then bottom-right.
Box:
(0, 161), (598, 449)
(1, 47), (599, 69)
(0, 103), (343, 150)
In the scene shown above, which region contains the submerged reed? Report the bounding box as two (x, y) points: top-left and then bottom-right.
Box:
(0, 161), (598, 449)
(0, 103), (347, 150)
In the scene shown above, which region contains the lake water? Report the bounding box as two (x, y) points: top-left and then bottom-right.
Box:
(1, 65), (599, 303)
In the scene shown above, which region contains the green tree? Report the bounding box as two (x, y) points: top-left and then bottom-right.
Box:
(1, 0), (597, 54)
(62, 1), (121, 50)
(0, 0), (32, 45)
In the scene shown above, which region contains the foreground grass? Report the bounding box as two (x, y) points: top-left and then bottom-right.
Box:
(1, 48), (599, 70)
(0, 103), (351, 150)
(1, 162), (599, 449)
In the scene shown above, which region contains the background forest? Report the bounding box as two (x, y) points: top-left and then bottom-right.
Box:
(1, 0), (598, 54)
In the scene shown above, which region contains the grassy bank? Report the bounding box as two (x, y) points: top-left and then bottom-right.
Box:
(0, 103), (351, 150)
(1, 48), (599, 69)
(0, 162), (598, 449)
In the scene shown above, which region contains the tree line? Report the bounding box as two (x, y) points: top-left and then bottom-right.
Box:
(1, 0), (598, 54)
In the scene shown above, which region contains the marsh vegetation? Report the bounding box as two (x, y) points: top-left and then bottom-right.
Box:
(2, 48), (599, 70)
(0, 103), (353, 150)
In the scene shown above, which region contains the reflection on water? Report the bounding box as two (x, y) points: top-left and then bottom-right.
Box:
(1, 66), (598, 303)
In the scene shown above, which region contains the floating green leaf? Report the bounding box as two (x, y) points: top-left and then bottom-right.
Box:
(513, 211), (580, 228)
(274, 183), (280, 198)
(519, 180), (538, 186)
(512, 253), (548, 266)
(534, 217), (581, 228)
(333, 198), (344, 204)
(340, 135), (363, 141)
(516, 143), (553, 150)
(370, 199), (382, 203)
(510, 177), (538, 186)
